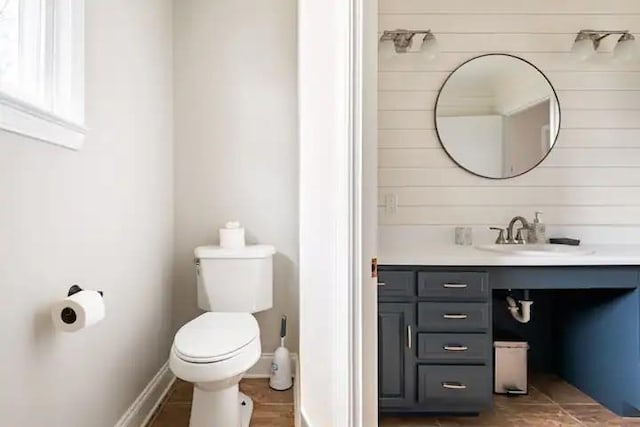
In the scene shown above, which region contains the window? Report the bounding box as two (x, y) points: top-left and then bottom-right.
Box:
(0, 0), (85, 149)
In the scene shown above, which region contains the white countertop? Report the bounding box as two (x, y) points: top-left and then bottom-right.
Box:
(378, 245), (640, 266)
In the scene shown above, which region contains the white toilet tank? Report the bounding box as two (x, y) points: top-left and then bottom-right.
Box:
(194, 245), (275, 313)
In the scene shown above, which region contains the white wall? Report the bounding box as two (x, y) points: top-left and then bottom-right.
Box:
(0, 1), (174, 426)
(378, 0), (640, 249)
(173, 0), (299, 353)
(438, 115), (503, 177)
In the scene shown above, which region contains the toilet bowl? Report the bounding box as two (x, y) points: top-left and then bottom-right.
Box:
(170, 244), (275, 426)
(170, 312), (261, 427)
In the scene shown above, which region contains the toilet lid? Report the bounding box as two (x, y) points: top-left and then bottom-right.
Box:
(174, 313), (259, 363)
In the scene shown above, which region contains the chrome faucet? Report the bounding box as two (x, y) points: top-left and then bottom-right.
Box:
(507, 216), (530, 244)
(489, 215), (531, 244)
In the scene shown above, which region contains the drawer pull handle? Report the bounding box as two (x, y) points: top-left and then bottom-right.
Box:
(443, 283), (468, 289)
(378, 282), (386, 287)
(443, 345), (469, 352)
(442, 382), (467, 390)
(443, 314), (468, 320)
(407, 325), (412, 349)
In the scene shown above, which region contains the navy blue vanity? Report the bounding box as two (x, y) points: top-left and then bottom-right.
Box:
(377, 263), (640, 417)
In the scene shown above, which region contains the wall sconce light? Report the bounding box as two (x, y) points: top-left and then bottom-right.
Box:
(572, 29), (638, 62)
(379, 29), (438, 61)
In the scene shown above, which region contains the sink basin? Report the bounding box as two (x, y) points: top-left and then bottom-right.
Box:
(475, 244), (595, 257)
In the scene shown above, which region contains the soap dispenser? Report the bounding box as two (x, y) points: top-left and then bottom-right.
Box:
(530, 211), (547, 243)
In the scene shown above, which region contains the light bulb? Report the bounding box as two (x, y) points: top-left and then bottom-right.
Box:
(379, 39), (396, 62)
(614, 33), (638, 63)
(571, 33), (596, 61)
(421, 32), (438, 60)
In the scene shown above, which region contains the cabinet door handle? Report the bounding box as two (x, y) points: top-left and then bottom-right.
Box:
(378, 282), (386, 287)
(443, 283), (468, 289)
(442, 382), (467, 390)
(443, 345), (469, 352)
(406, 325), (412, 349)
(443, 314), (468, 320)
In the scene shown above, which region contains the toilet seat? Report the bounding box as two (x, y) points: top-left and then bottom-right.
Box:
(173, 312), (259, 364)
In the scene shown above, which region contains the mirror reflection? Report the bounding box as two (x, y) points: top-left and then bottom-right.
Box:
(435, 54), (561, 179)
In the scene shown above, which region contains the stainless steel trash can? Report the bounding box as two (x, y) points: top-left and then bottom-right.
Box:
(494, 341), (529, 394)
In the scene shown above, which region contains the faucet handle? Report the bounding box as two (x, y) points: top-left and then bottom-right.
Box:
(489, 227), (506, 244)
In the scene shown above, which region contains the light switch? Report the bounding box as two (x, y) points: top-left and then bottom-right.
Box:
(384, 193), (398, 214)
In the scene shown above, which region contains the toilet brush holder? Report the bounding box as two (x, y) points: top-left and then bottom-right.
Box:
(270, 316), (293, 390)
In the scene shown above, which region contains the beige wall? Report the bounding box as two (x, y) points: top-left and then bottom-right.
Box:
(378, 0), (640, 248)
(0, 1), (174, 426)
(173, 0), (299, 352)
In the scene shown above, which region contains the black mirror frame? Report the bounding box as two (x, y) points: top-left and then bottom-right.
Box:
(434, 53), (562, 180)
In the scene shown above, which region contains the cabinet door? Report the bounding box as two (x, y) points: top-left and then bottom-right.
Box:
(379, 303), (415, 409)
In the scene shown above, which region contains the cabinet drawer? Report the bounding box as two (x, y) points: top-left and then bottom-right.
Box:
(417, 272), (488, 300)
(418, 365), (491, 404)
(417, 333), (489, 363)
(418, 302), (489, 332)
(378, 271), (415, 297)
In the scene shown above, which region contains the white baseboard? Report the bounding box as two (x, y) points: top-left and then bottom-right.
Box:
(301, 411), (310, 427)
(245, 352), (299, 378)
(114, 361), (176, 427)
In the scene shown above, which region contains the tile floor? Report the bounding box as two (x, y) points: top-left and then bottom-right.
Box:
(381, 375), (640, 427)
(148, 375), (639, 427)
(147, 378), (294, 427)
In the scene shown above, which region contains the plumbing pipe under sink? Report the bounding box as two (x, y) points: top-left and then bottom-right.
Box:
(506, 295), (533, 323)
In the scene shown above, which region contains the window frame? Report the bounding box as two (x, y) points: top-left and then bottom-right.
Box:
(0, 0), (86, 150)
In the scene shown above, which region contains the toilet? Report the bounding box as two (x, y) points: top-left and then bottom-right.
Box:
(169, 244), (275, 427)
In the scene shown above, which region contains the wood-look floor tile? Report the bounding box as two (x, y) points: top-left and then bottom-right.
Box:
(562, 404), (640, 427)
(380, 415), (440, 426)
(531, 374), (597, 405)
(148, 403), (191, 427)
(493, 386), (555, 407)
(497, 403), (582, 426)
(250, 403), (294, 427)
(562, 403), (617, 426)
(240, 379), (294, 405)
(167, 379), (193, 403)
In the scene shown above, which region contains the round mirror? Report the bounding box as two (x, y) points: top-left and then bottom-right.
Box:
(435, 54), (561, 179)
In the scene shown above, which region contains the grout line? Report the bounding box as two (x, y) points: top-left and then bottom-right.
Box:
(560, 407), (587, 426)
(559, 402), (602, 406)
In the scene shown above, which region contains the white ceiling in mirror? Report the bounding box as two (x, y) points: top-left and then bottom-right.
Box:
(435, 54), (561, 179)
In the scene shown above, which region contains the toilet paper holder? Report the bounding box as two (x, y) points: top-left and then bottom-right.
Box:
(59, 285), (104, 326)
(68, 284), (103, 298)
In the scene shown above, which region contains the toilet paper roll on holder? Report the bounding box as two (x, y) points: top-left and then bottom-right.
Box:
(60, 285), (104, 325)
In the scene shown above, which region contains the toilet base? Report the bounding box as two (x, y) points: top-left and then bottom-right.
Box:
(189, 383), (253, 427)
(239, 392), (253, 427)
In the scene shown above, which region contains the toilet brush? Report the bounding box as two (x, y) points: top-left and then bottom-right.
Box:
(269, 315), (293, 390)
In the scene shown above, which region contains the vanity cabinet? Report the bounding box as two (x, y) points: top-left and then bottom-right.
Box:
(378, 303), (415, 408)
(378, 268), (492, 414)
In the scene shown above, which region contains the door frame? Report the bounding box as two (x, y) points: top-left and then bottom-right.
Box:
(298, 0), (377, 425)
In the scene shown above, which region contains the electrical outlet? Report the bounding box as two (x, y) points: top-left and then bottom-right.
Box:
(384, 193), (398, 214)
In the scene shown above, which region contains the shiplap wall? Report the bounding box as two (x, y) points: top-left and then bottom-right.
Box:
(378, 0), (640, 249)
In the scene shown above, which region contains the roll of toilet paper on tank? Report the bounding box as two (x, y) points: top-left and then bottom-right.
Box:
(51, 290), (106, 333)
(219, 221), (246, 249)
